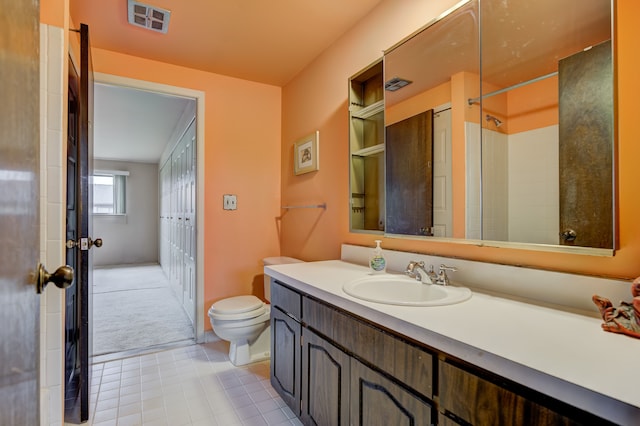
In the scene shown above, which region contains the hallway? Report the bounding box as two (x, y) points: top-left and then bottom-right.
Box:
(88, 341), (300, 426)
(93, 264), (194, 358)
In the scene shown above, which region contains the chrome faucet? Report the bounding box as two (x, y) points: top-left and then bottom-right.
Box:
(434, 264), (457, 286)
(405, 261), (457, 286)
(405, 261), (437, 284)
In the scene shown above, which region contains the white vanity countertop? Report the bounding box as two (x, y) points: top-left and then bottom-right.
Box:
(265, 260), (640, 426)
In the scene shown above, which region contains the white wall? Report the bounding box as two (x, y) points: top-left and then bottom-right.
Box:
(467, 124), (559, 244)
(508, 125), (559, 244)
(40, 23), (65, 426)
(465, 122), (482, 239)
(482, 128), (509, 241)
(93, 160), (159, 266)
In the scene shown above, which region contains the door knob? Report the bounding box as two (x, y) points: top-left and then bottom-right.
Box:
(36, 263), (74, 294)
(560, 229), (577, 242)
(89, 237), (103, 248)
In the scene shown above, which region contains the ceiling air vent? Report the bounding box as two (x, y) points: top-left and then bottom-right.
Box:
(127, 0), (171, 34)
(384, 77), (413, 92)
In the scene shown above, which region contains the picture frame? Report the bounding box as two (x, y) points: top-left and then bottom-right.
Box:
(293, 131), (319, 175)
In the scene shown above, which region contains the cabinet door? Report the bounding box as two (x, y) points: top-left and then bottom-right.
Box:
(439, 361), (581, 426)
(301, 330), (350, 425)
(350, 359), (433, 426)
(270, 308), (301, 415)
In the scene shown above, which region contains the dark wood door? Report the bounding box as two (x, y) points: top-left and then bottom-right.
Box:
(65, 23), (94, 423)
(386, 110), (434, 235)
(559, 40), (613, 248)
(301, 329), (350, 425)
(350, 359), (433, 426)
(0, 0), (41, 423)
(65, 56), (81, 421)
(271, 308), (302, 415)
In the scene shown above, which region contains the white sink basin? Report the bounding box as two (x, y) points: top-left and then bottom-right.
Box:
(343, 274), (472, 306)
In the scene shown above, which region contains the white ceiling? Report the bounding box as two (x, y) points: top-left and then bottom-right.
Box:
(93, 83), (194, 163)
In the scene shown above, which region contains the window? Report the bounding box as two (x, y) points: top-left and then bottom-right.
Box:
(93, 171), (128, 214)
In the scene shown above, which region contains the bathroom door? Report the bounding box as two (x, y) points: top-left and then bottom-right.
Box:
(432, 108), (453, 238)
(65, 54), (82, 421)
(64, 24), (95, 423)
(386, 110), (434, 235)
(0, 0), (41, 423)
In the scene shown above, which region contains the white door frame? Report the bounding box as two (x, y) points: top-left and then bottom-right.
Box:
(93, 72), (206, 343)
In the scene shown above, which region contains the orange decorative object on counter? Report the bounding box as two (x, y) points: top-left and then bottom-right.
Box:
(592, 277), (640, 339)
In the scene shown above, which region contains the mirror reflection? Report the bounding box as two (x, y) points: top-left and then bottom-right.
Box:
(476, 0), (613, 249)
(374, 0), (614, 251)
(384, 0), (479, 237)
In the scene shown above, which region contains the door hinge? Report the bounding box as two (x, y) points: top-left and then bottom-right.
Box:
(300, 335), (304, 347)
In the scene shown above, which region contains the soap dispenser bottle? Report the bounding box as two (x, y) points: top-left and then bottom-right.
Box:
(369, 240), (386, 273)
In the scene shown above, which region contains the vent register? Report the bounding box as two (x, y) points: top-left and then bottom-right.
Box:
(127, 0), (171, 33)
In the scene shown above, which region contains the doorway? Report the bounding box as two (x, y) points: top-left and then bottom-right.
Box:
(91, 79), (205, 360)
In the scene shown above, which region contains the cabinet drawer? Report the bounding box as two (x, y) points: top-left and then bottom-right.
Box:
(439, 361), (581, 426)
(351, 358), (433, 426)
(304, 296), (433, 398)
(271, 280), (301, 320)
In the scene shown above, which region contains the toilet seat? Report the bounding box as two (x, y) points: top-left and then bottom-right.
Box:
(211, 307), (271, 329)
(208, 295), (266, 321)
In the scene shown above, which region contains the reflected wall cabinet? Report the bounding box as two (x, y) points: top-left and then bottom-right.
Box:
(349, 59), (385, 232)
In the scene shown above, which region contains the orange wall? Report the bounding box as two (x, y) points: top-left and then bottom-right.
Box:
(40, 0), (66, 27)
(90, 50), (282, 329)
(385, 81), (451, 126)
(46, 0), (281, 331)
(280, 0), (462, 261)
(281, 0), (640, 281)
(506, 76), (558, 134)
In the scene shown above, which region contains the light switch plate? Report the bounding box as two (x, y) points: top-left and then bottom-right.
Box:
(223, 194), (237, 210)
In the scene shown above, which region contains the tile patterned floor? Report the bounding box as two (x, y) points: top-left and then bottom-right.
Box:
(88, 341), (302, 426)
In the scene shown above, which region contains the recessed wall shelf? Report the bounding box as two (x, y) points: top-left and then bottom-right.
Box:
(350, 100), (384, 120)
(352, 143), (385, 157)
(349, 59), (384, 232)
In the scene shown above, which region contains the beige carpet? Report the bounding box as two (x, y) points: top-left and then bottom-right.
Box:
(93, 264), (194, 356)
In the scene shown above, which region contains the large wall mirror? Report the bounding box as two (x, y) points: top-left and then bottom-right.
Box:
(366, 0), (615, 253)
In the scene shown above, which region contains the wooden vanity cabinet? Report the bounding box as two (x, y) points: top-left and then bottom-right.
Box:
(303, 295), (434, 400)
(270, 281), (302, 415)
(270, 280), (611, 425)
(438, 360), (596, 426)
(271, 279), (435, 425)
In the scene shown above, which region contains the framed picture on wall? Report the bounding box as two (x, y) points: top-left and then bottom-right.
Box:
(293, 131), (319, 175)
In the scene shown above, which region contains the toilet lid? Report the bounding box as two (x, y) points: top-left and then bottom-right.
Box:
(209, 295), (266, 320)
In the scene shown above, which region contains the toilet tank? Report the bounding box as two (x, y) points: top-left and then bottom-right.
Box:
(263, 256), (303, 301)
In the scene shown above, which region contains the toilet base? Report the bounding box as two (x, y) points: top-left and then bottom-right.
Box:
(228, 324), (271, 366)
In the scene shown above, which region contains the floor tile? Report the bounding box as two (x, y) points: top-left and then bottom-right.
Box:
(86, 341), (291, 425)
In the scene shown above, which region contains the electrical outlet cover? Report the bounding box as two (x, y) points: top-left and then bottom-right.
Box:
(223, 194), (237, 210)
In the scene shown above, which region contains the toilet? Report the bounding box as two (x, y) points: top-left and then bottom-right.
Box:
(208, 257), (303, 366)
